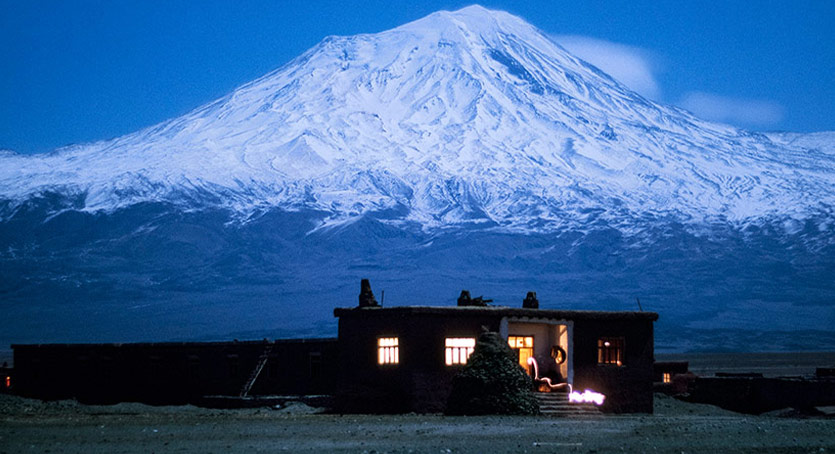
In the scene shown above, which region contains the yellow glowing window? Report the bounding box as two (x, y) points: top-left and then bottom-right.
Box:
(597, 337), (624, 366)
(377, 337), (399, 365)
(662, 372), (672, 383)
(508, 336), (534, 370)
(445, 338), (476, 365)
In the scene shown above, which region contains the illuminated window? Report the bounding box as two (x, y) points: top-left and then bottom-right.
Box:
(445, 338), (476, 365)
(377, 337), (399, 365)
(662, 372), (672, 383)
(597, 337), (624, 366)
(4, 375), (9, 389)
(508, 336), (534, 370)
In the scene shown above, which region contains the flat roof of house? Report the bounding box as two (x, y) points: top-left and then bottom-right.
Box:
(334, 305), (659, 321)
(11, 338), (338, 350)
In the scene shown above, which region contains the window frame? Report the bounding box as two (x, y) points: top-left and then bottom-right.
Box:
(308, 351), (322, 376)
(187, 355), (201, 381)
(377, 337), (399, 366)
(507, 335), (535, 371)
(444, 337), (476, 366)
(597, 337), (625, 367)
(226, 354), (240, 378)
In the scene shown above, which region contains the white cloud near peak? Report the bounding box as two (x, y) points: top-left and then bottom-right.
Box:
(550, 34), (785, 130)
(551, 34), (662, 100)
(679, 92), (784, 127)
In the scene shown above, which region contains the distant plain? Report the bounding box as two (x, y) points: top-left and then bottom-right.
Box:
(658, 351), (835, 377)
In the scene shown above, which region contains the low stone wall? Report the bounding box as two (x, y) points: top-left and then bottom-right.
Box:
(687, 376), (835, 414)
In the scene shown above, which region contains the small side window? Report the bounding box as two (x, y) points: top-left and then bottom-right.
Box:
(597, 337), (624, 366)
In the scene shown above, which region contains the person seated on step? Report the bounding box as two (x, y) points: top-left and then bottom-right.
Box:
(527, 357), (571, 393)
(537, 369), (569, 393)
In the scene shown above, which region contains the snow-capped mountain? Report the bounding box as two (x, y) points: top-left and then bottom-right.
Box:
(1, 6), (833, 353)
(1, 5), (832, 232)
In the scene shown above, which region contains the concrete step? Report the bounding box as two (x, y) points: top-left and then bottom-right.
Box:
(534, 392), (602, 417)
(539, 405), (601, 411)
(535, 393), (568, 400)
(539, 407), (602, 416)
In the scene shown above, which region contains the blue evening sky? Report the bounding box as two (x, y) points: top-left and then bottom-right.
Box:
(1, 0), (833, 154)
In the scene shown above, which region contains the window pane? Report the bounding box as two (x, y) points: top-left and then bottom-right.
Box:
(444, 337), (476, 365)
(508, 336), (535, 371)
(378, 337), (399, 365)
(597, 337), (624, 366)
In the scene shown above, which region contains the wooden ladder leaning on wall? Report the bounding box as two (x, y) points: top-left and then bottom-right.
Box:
(240, 343), (274, 397)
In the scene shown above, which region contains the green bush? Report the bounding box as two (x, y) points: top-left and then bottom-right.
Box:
(445, 331), (539, 415)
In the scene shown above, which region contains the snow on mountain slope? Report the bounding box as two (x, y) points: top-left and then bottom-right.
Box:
(766, 131), (835, 155)
(1, 5), (833, 232)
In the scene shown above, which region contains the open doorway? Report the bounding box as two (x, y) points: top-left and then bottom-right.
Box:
(504, 320), (572, 390)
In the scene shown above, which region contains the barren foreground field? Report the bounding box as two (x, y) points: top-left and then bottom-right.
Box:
(1, 394), (833, 454)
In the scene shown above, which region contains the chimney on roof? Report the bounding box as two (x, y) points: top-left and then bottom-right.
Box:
(523, 291), (539, 309)
(358, 279), (379, 307)
(458, 290), (492, 307)
(457, 290), (472, 306)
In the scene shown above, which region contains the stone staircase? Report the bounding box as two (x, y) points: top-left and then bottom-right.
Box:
(534, 391), (602, 417)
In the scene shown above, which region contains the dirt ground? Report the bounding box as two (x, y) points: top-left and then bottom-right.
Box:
(0, 394), (833, 454)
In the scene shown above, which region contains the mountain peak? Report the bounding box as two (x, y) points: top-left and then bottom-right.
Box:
(0, 6), (833, 232)
(395, 4), (537, 48)
(406, 4), (509, 25)
(449, 4), (492, 14)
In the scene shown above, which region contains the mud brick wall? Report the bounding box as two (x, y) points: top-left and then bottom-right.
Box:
(572, 318), (655, 413)
(12, 338), (337, 404)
